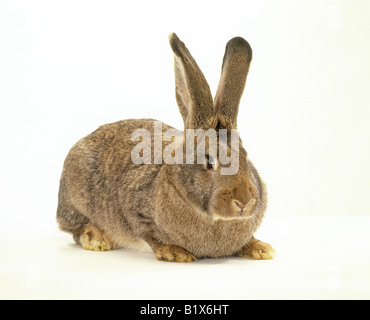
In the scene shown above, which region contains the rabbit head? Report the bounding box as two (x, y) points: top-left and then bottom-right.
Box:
(166, 33), (265, 221)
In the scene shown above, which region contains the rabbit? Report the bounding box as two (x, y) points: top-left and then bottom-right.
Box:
(56, 33), (276, 262)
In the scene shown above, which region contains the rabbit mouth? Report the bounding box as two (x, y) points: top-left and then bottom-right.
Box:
(212, 214), (253, 221)
(212, 198), (257, 221)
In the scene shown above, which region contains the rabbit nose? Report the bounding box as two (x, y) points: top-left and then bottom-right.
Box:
(233, 198), (256, 215)
(234, 200), (246, 210)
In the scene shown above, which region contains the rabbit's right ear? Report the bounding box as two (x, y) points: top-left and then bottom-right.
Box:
(169, 33), (216, 130)
(214, 37), (252, 129)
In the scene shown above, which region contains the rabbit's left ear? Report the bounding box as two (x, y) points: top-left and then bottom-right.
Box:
(214, 37), (252, 129)
(169, 33), (216, 130)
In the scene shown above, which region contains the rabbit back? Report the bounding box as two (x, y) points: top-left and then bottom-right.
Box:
(57, 119), (174, 249)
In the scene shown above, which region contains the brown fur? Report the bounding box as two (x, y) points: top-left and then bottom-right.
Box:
(56, 33), (275, 262)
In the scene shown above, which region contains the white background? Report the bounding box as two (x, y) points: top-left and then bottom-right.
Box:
(1, 0), (369, 300)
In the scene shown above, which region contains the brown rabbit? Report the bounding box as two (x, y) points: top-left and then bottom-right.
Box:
(56, 33), (276, 262)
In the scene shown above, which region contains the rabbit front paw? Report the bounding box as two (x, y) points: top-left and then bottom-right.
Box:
(154, 245), (197, 262)
(237, 237), (276, 260)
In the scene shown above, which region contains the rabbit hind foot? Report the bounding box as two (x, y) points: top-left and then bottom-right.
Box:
(73, 225), (117, 252)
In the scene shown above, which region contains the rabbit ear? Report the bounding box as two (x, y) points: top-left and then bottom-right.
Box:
(169, 33), (216, 130)
(214, 37), (252, 129)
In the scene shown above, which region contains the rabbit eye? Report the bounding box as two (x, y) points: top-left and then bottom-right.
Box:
(206, 155), (216, 171)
